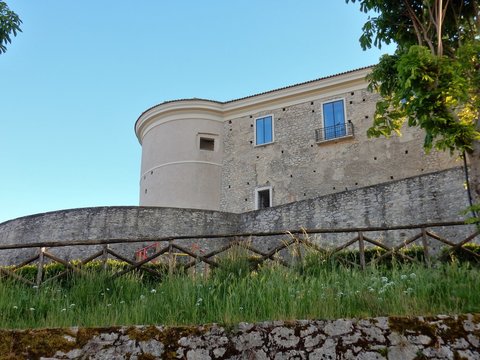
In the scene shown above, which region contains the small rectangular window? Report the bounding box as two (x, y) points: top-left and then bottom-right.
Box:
(199, 137), (215, 151)
(255, 186), (272, 210)
(255, 115), (274, 145)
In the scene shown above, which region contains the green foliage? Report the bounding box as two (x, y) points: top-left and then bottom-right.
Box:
(297, 245), (430, 275)
(4, 260), (171, 284)
(345, 0), (422, 50)
(1, 243), (479, 329)
(367, 44), (480, 153)
(441, 243), (480, 264)
(345, 0), (479, 55)
(463, 204), (480, 230)
(0, 1), (21, 54)
(212, 245), (261, 283)
(0, 262), (479, 329)
(346, 1), (480, 155)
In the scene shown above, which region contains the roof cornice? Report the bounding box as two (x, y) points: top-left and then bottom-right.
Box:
(135, 67), (372, 142)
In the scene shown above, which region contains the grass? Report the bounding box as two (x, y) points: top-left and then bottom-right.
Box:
(0, 256), (479, 329)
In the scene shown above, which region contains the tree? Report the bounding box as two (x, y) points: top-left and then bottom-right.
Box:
(0, 1), (21, 54)
(346, 0), (480, 202)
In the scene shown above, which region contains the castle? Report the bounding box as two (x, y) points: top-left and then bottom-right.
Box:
(135, 67), (458, 213)
(0, 67), (470, 266)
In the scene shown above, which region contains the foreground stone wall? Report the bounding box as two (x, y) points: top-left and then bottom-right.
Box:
(1, 314), (478, 359)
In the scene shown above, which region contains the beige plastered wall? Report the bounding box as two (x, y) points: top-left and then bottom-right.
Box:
(136, 106), (224, 211)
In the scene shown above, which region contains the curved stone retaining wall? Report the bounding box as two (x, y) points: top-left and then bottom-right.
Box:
(1, 314), (478, 359)
(0, 207), (239, 265)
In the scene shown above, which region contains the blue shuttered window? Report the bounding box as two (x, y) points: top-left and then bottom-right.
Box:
(255, 116), (273, 145)
(323, 100), (346, 140)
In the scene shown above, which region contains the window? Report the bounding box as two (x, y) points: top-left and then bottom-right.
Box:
(197, 133), (218, 151)
(255, 115), (274, 145)
(255, 186), (272, 210)
(322, 99), (346, 140)
(199, 137), (215, 151)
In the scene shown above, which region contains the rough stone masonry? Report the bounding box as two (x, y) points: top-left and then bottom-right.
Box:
(1, 314), (479, 359)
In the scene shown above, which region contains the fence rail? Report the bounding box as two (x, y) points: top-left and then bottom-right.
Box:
(0, 221), (479, 287)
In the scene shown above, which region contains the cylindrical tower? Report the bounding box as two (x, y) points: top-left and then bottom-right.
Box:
(135, 99), (224, 211)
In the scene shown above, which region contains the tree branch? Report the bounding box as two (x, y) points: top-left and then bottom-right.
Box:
(403, 0), (436, 52)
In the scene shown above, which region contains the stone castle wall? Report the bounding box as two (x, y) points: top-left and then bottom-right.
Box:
(238, 166), (473, 255)
(220, 88), (458, 213)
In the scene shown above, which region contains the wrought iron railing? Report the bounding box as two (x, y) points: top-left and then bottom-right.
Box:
(315, 121), (354, 143)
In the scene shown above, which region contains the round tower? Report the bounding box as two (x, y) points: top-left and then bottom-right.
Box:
(135, 99), (224, 211)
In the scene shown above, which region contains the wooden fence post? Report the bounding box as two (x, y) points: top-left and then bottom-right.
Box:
(421, 227), (431, 267)
(358, 231), (366, 270)
(102, 244), (109, 270)
(36, 247), (45, 287)
(168, 240), (174, 275)
(296, 234), (303, 264)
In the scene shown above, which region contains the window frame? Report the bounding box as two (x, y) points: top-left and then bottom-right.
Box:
(199, 137), (215, 151)
(197, 133), (218, 152)
(321, 98), (347, 141)
(254, 114), (275, 146)
(255, 186), (273, 210)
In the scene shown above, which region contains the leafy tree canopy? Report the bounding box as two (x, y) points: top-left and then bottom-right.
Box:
(0, 1), (22, 54)
(346, 0), (480, 154)
(348, 0), (479, 56)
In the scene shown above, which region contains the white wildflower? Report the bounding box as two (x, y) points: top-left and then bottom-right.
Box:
(400, 274), (408, 280)
(29, 307), (35, 311)
(381, 277), (388, 283)
(13, 305), (18, 309)
(150, 289), (157, 294)
(409, 273), (416, 279)
(61, 308), (66, 312)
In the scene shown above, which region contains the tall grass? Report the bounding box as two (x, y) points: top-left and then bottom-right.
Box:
(0, 259), (479, 329)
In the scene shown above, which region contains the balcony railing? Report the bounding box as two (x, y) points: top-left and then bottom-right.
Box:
(315, 121), (354, 143)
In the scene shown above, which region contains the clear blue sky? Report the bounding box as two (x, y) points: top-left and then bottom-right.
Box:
(0, 1), (394, 223)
